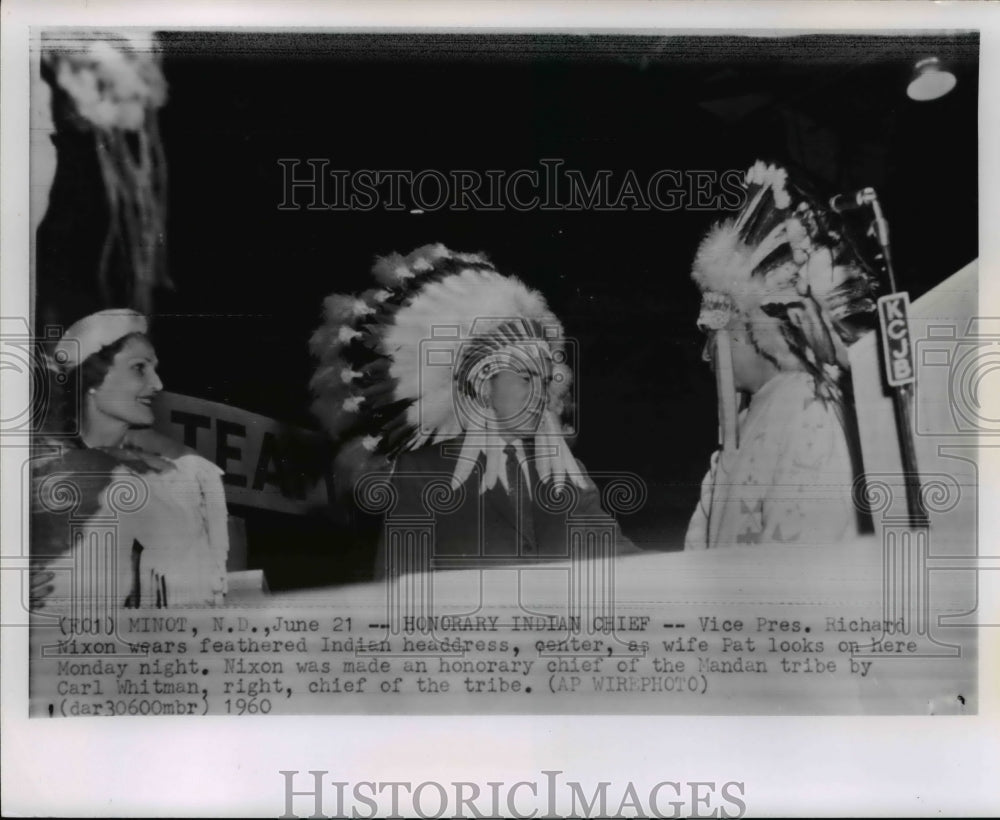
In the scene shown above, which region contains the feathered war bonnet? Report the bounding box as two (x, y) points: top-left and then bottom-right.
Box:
(309, 244), (585, 495)
(692, 161), (878, 393)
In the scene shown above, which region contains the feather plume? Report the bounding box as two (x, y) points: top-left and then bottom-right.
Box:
(371, 252), (409, 286)
(691, 159), (878, 379)
(322, 294), (371, 324)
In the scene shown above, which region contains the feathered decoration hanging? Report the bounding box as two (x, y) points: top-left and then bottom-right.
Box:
(310, 244), (584, 495)
(41, 31), (171, 314)
(691, 160), (878, 395)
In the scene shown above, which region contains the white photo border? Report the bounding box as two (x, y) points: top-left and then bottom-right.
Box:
(3, 1), (999, 816)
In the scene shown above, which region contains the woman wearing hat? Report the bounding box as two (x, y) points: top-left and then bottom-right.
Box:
(31, 309), (229, 609)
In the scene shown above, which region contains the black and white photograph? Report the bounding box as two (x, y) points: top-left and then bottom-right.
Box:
(3, 1), (998, 816)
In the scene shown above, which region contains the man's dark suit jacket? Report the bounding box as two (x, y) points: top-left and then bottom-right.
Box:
(374, 434), (637, 578)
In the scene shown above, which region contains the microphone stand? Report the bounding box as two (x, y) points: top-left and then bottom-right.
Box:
(855, 188), (927, 526)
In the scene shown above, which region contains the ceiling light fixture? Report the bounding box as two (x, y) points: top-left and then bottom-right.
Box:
(907, 57), (957, 101)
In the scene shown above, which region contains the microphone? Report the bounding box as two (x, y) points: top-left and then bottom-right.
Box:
(829, 185), (897, 291)
(828, 187), (876, 213)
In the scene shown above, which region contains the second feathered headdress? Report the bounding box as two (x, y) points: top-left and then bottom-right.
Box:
(692, 160), (878, 384)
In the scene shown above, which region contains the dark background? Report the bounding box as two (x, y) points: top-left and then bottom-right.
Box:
(36, 32), (979, 586)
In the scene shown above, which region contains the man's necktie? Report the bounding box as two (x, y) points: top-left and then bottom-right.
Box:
(504, 444), (535, 553)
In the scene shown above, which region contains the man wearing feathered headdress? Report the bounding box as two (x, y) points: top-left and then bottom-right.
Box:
(310, 244), (637, 577)
(686, 161), (878, 550)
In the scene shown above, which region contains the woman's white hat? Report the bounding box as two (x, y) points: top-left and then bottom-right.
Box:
(53, 308), (148, 371)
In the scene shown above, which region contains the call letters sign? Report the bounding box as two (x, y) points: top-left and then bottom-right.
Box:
(877, 293), (915, 388)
